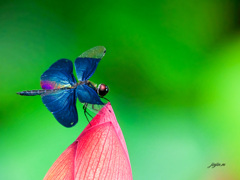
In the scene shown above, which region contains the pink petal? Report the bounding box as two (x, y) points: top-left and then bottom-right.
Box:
(44, 102), (132, 180)
(44, 142), (77, 180)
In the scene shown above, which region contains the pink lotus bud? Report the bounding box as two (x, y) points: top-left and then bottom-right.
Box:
(44, 102), (133, 180)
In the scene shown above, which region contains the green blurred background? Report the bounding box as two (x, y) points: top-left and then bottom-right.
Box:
(0, 0), (240, 179)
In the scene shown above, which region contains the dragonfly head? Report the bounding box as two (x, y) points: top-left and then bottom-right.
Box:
(97, 84), (109, 96)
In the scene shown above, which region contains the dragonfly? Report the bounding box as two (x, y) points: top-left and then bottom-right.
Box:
(17, 46), (109, 127)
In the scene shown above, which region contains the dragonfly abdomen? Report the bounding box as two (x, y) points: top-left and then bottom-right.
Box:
(17, 89), (51, 96)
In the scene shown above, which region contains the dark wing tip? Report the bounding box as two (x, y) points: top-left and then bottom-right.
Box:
(78, 46), (106, 59)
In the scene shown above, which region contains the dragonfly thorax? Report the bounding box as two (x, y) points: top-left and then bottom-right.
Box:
(73, 81), (109, 97)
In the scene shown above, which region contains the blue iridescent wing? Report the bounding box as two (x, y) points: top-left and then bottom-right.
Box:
(41, 59), (76, 89)
(41, 89), (78, 127)
(77, 84), (104, 105)
(74, 46), (106, 81)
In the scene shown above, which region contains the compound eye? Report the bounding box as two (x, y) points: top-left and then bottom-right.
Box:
(98, 84), (109, 96)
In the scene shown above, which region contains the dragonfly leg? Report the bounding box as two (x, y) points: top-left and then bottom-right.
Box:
(100, 96), (110, 102)
(83, 103), (92, 126)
